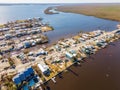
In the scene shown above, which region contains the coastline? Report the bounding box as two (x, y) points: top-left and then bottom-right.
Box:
(0, 4), (120, 90)
(45, 3), (120, 21)
(48, 39), (120, 90)
(1, 28), (119, 90)
(44, 7), (59, 14)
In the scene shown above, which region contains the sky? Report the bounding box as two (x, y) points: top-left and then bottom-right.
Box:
(0, 0), (120, 3)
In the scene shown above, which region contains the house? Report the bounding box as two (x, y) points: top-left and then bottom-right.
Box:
(12, 75), (21, 85)
(38, 62), (50, 76)
(5, 34), (12, 39)
(54, 45), (61, 51)
(65, 52), (73, 59)
(12, 67), (34, 85)
(69, 50), (77, 57)
(16, 43), (24, 50)
(23, 41), (31, 48)
(30, 40), (36, 46)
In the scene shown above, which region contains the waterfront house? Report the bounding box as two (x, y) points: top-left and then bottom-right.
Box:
(38, 62), (50, 76)
(36, 38), (42, 44)
(65, 52), (73, 59)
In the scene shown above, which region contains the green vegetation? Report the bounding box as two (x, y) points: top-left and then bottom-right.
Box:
(8, 57), (15, 66)
(32, 65), (42, 77)
(44, 7), (59, 14)
(32, 65), (46, 82)
(1, 75), (17, 90)
(56, 4), (120, 21)
(44, 7), (53, 14)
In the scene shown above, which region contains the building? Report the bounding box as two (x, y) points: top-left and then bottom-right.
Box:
(65, 52), (73, 59)
(12, 67), (34, 85)
(23, 41), (32, 48)
(38, 63), (50, 76)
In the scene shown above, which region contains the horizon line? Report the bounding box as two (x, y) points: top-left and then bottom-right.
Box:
(0, 2), (120, 4)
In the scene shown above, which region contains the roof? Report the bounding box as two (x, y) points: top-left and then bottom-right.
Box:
(19, 72), (26, 81)
(12, 75), (21, 85)
(12, 67), (34, 84)
(38, 63), (49, 73)
(65, 52), (73, 58)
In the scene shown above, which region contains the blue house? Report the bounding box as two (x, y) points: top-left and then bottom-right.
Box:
(19, 72), (26, 81)
(12, 75), (21, 85)
(13, 67), (34, 85)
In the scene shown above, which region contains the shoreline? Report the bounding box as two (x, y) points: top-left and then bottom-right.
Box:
(0, 4), (120, 89)
(44, 7), (59, 15)
(10, 29), (120, 89)
(48, 39), (120, 90)
(42, 29), (120, 90)
(44, 3), (120, 22)
(0, 28), (120, 90)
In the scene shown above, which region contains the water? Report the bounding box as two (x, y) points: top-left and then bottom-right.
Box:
(0, 4), (118, 43)
(0, 4), (120, 90)
(49, 40), (120, 90)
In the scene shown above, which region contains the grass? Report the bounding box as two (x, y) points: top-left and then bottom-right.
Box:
(56, 4), (120, 21)
(41, 26), (54, 32)
(0, 75), (17, 90)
